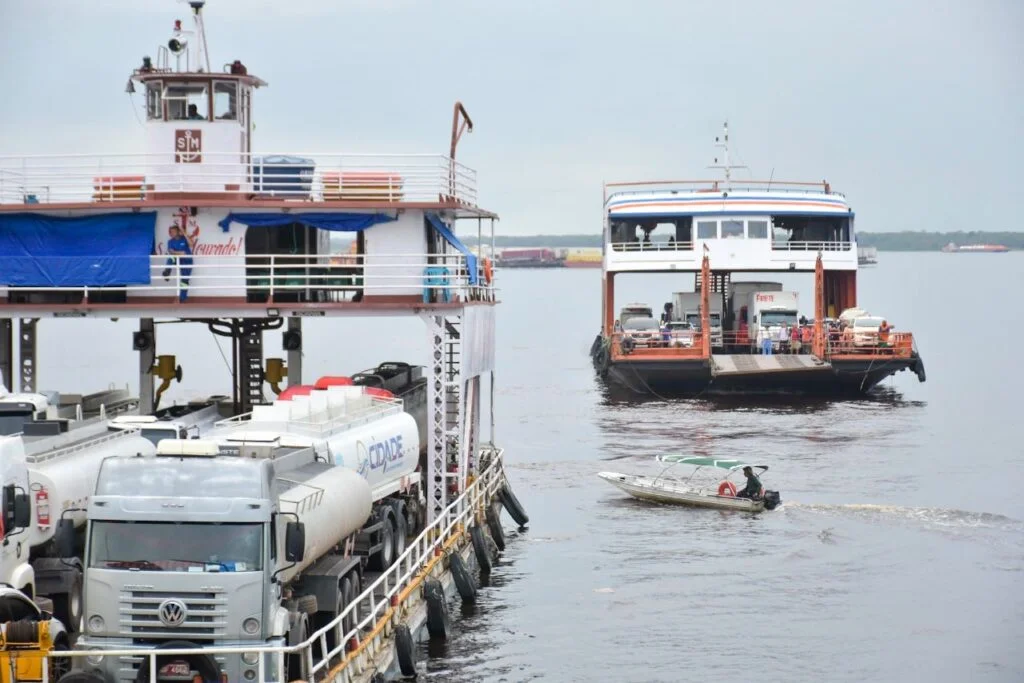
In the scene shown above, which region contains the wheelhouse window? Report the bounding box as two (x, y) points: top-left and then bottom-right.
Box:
(145, 81), (163, 120)
(165, 83), (209, 121)
(610, 219), (691, 249)
(747, 220), (769, 239)
(214, 81), (238, 120)
(721, 220), (744, 238)
(696, 221), (717, 239)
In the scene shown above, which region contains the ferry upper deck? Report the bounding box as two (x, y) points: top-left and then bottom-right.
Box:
(0, 12), (496, 321)
(603, 179), (856, 273)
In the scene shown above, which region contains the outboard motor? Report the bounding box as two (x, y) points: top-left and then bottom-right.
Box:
(762, 490), (781, 510)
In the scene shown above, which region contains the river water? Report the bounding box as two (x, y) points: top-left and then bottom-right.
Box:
(30, 252), (1024, 682)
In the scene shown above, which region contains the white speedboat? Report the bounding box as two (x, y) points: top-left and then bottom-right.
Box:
(597, 455), (781, 512)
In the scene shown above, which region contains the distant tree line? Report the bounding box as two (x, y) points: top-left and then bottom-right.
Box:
(461, 232), (1022, 251)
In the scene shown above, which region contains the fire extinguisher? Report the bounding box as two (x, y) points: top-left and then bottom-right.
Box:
(35, 487), (50, 528)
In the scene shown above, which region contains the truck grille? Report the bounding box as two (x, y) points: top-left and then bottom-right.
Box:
(119, 589), (228, 640)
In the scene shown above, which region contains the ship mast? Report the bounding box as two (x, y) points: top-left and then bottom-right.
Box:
(707, 121), (747, 191)
(168, 0), (211, 73)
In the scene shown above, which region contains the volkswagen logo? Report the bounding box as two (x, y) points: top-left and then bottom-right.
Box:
(158, 599), (188, 627)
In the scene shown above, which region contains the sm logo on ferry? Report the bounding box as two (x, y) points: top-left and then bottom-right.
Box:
(175, 129), (202, 163)
(366, 435), (404, 474)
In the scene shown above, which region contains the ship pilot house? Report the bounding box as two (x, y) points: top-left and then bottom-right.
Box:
(0, 0), (491, 308)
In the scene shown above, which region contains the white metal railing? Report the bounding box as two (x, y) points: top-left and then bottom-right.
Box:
(44, 446), (507, 683)
(23, 425), (144, 465)
(609, 241), (695, 252)
(771, 240), (853, 252)
(2, 253), (496, 303)
(216, 395), (405, 435)
(0, 152), (478, 206)
(604, 179), (843, 198)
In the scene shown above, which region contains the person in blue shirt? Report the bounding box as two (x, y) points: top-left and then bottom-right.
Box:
(162, 225), (194, 302)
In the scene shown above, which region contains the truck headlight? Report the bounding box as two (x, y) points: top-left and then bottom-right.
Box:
(86, 654), (105, 666)
(242, 617), (260, 635)
(242, 651), (259, 666)
(88, 615), (105, 633)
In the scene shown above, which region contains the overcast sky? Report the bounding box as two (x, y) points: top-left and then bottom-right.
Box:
(1, 0), (1020, 235)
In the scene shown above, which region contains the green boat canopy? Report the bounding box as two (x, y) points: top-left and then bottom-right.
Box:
(656, 455), (769, 472)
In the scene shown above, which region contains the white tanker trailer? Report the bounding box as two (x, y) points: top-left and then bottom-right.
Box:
(202, 382), (425, 571)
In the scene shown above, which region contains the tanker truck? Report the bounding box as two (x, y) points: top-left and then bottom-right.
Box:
(18, 419), (156, 633)
(70, 384), (423, 683)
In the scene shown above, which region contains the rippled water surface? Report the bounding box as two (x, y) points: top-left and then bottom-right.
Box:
(37, 253), (1024, 682)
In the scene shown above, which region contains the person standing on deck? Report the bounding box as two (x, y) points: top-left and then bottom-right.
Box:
(163, 225), (194, 302)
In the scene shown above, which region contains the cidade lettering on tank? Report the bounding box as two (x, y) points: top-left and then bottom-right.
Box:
(358, 435), (404, 477)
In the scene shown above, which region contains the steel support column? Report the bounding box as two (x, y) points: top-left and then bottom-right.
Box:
(423, 312), (463, 524)
(0, 320), (12, 391)
(286, 317), (302, 387)
(18, 318), (38, 393)
(138, 318), (156, 415)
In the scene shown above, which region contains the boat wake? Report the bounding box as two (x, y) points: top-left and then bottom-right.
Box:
(784, 502), (1024, 533)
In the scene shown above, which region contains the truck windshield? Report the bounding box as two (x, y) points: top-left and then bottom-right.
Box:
(89, 521), (263, 572)
(139, 427), (181, 445)
(761, 311), (798, 327)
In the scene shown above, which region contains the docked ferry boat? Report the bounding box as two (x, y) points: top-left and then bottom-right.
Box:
(0, 4), (523, 682)
(590, 124), (926, 396)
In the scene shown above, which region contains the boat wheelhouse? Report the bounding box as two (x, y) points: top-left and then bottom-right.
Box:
(591, 123), (925, 396)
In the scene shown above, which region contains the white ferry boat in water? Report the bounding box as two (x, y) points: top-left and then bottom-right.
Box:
(590, 123), (927, 396)
(0, 3), (528, 682)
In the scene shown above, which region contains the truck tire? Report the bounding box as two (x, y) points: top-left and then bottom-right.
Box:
(286, 614), (310, 682)
(498, 483), (529, 527)
(485, 502), (506, 551)
(369, 518), (394, 571)
(449, 552), (477, 604)
(49, 635), (72, 681)
(392, 512), (407, 562)
(423, 578), (449, 640)
(134, 639), (221, 683)
(470, 524), (492, 573)
(54, 571), (84, 634)
(339, 574), (356, 642)
(395, 623), (417, 676)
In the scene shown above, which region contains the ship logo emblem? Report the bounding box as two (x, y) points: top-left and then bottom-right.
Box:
(174, 129), (202, 163)
(158, 599), (188, 627)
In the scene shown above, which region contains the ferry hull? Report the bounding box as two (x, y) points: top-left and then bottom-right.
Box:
(591, 340), (926, 397)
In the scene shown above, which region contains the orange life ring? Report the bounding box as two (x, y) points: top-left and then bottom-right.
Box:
(717, 481), (737, 497)
(483, 257), (493, 285)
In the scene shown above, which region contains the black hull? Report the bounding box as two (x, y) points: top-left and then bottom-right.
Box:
(590, 336), (926, 398)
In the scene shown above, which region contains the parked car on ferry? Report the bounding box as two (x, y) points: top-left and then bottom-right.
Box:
(664, 320), (696, 348)
(850, 316), (885, 347)
(621, 316), (661, 349)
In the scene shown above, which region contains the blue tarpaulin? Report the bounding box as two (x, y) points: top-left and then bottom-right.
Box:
(0, 212), (156, 287)
(426, 213), (478, 285)
(217, 212), (396, 233)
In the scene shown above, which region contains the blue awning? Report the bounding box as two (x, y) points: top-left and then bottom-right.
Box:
(217, 212), (396, 233)
(0, 212), (156, 287)
(426, 213), (477, 285)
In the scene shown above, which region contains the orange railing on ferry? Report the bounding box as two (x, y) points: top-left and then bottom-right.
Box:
(608, 331), (707, 360)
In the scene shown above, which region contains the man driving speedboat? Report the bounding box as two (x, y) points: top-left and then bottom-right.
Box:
(736, 466), (762, 499)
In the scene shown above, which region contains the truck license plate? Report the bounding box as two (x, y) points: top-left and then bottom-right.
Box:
(159, 661), (191, 676)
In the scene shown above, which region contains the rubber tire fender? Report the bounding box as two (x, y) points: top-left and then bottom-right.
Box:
(133, 639), (221, 683)
(498, 483), (529, 527)
(395, 623), (417, 676)
(423, 577), (449, 640)
(57, 670), (107, 683)
(470, 524), (492, 573)
(449, 551), (477, 604)
(485, 502), (506, 551)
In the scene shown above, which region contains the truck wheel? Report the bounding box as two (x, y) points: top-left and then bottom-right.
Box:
(295, 594), (318, 616)
(392, 513), (407, 562)
(54, 572), (84, 634)
(369, 520), (394, 571)
(339, 574), (356, 641)
(285, 615), (310, 682)
(49, 636), (72, 680)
